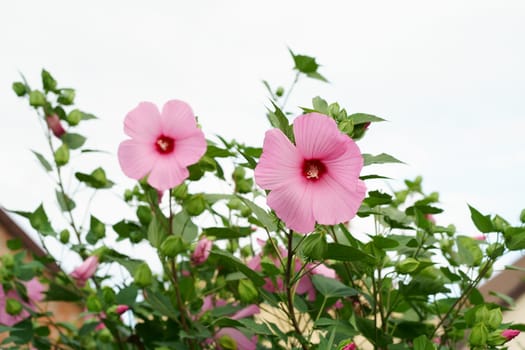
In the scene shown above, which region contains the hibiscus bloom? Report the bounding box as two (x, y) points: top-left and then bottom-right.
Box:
(255, 113), (366, 233)
(118, 100), (207, 191)
(0, 278), (45, 326)
(191, 237), (213, 265)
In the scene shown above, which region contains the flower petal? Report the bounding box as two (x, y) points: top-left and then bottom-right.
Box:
(311, 174), (366, 226)
(293, 113), (347, 160)
(147, 156), (188, 191)
(267, 181), (315, 234)
(118, 140), (157, 180)
(173, 129), (207, 167)
(161, 100), (200, 139)
(254, 128), (303, 191)
(124, 102), (162, 142)
(216, 328), (256, 350)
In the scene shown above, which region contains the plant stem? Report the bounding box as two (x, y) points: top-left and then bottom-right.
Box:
(285, 230), (309, 350)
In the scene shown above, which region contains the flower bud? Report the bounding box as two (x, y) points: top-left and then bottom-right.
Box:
(217, 334), (237, 350)
(235, 178), (253, 194)
(160, 236), (186, 257)
(232, 166), (245, 181)
(12, 82), (26, 97)
(238, 279), (258, 303)
(67, 109), (82, 126)
(71, 256), (99, 287)
(502, 329), (520, 342)
(240, 206), (252, 218)
(226, 198), (243, 210)
(29, 90), (46, 107)
(396, 258), (420, 274)
(45, 115), (66, 138)
(172, 183), (188, 200)
(191, 238), (213, 265)
(5, 298), (22, 315)
(60, 229), (70, 244)
(275, 86), (285, 97)
(469, 323), (488, 346)
(342, 342), (357, 350)
(87, 294), (103, 312)
(133, 263), (153, 288)
(184, 195), (206, 216)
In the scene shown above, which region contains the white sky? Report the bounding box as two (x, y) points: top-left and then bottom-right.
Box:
(1, 1), (524, 269)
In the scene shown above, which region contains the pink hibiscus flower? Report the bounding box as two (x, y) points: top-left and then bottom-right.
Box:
(0, 278), (45, 326)
(118, 100), (207, 191)
(255, 113), (366, 233)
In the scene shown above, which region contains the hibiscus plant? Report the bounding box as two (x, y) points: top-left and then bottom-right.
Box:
(3, 52), (525, 350)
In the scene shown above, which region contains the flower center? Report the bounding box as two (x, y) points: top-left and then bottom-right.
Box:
(303, 159), (326, 181)
(155, 135), (175, 154)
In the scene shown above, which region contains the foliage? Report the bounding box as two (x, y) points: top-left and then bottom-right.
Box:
(2, 51), (524, 350)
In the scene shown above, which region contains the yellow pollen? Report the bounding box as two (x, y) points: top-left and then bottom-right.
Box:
(157, 139), (169, 151)
(305, 164), (319, 179)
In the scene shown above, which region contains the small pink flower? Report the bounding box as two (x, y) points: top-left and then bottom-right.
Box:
(424, 214), (436, 224)
(473, 234), (486, 241)
(45, 114), (66, 138)
(191, 237), (213, 265)
(0, 278), (45, 326)
(71, 256), (99, 287)
(342, 342), (356, 350)
(255, 113), (366, 233)
(502, 329), (520, 341)
(231, 304), (260, 320)
(215, 328), (257, 350)
(118, 100), (207, 191)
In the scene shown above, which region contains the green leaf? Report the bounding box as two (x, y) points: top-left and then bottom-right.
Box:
(210, 249), (265, 286)
(349, 113), (386, 124)
(363, 153), (404, 166)
(7, 238), (22, 250)
(147, 215), (166, 248)
(31, 150), (52, 172)
(503, 226), (525, 250)
(45, 282), (82, 302)
(306, 71), (329, 82)
(312, 275), (357, 298)
(86, 215), (106, 244)
(300, 232), (328, 260)
(289, 49), (320, 74)
(363, 190), (392, 208)
(324, 243), (375, 263)
(206, 145), (232, 158)
(116, 285), (139, 305)
(171, 211), (198, 242)
(312, 96), (329, 114)
(55, 190), (76, 212)
(413, 335), (436, 350)
(468, 204), (494, 233)
(29, 204), (55, 236)
(144, 288), (179, 320)
(239, 197), (277, 232)
(61, 133), (86, 150)
(267, 101), (293, 141)
(75, 167), (114, 189)
(203, 226), (252, 240)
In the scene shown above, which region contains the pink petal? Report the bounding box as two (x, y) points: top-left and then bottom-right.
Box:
(24, 278), (45, 303)
(311, 175), (366, 226)
(231, 305), (260, 320)
(124, 102), (162, 142)
(267, 181), (315, 233)
(296, 275), (316, 301)
(254, 129), (303, 191)
(311, 264), (337, 279)
(172, 130), (207, 167)
(147, 156), (188, 191)
(293, 113), (347, 160)
(118, 140), (157, 180)
(161, 100), (200, 139)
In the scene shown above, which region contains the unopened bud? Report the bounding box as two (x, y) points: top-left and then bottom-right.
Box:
(160, 236), (186, 257)
(60, 229), (70, 244)
(133, 263), (153, 288)
(12, 82), (27, 97)
(6, 298), (22, 315)
(184, 195), (206, 216)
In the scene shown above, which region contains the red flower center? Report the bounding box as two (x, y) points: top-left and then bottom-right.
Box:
(155, 135), (175, 154)
(303, 159), (326, 181)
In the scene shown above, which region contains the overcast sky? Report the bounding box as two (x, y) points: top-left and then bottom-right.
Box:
(1, 1), (524, 268)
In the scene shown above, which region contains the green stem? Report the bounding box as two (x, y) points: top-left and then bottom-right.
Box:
(285, 230), (309, 350)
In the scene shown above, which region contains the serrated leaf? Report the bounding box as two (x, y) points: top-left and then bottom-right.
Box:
(31, 150), (52, 172)
(363, 153), (404, 166)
